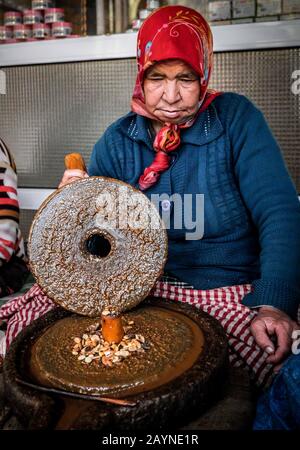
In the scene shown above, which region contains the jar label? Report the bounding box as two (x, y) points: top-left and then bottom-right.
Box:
(52, 27), (72, 36)
(32, 1), (54, 9)
(4, 16), (22, 26)
(45, 12), (65, 23)
(33, 29), (50, 38)
(24, 16), (43, 24)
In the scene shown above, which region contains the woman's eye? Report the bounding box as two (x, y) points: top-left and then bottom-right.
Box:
(180, 78), (196, 83)
(149, 77), (164, 81)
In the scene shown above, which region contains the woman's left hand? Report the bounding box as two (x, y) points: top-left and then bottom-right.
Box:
(250, 306), (299, 371)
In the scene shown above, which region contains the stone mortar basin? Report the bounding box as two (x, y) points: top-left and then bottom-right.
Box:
(3, 297), (228, 430)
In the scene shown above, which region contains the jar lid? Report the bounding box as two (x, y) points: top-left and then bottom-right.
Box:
(33, 23), (50, 29)
(32, 0), (54, 3)
(4, 11), (22, 17)
(14, 24), (31, 30)
(44, 8), (64, 14)
(4, 39), (18, 43)
(24, 9), (43, 15)
(52, 22), (72, 27)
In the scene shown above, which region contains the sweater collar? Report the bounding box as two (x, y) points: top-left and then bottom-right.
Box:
(121, 101), (224, 149)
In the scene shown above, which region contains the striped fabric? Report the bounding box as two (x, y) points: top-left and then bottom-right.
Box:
(151, 279), (274, 387)
(0, 276), (280, 387)
(0, 138), (26, 265)
(0, 284), (55, 357)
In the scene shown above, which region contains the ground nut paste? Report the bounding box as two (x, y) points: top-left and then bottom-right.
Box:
(33, 23), (51, 38)
(23, 9), (43, 25)
(4, 11), (22, 26)
(29, 307), (205, 397)
(52, 21), (72, 38)
(14, 25), (33, 40)
(44, 8), (64, 24)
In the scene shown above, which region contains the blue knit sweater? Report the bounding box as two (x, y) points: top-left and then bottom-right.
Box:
(89, 93), (300, 319)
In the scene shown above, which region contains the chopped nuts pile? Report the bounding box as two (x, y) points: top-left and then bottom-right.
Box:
(71, 320), (150, 367)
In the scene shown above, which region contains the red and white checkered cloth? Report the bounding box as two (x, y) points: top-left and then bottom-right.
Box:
(0, 280), (275, 387)
(0, 284), (55, 357)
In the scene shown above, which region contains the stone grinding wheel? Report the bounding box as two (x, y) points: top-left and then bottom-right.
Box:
(28, 177), (168, 316)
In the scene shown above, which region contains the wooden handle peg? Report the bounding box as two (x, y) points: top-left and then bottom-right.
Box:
(64, 153), (87, 171)
(101, 313), (124, 344)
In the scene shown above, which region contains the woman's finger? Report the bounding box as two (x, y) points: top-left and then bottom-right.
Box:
(58, 169), (88, 188)
(266, 324), (292, 364)
(250, 318), (275, 354)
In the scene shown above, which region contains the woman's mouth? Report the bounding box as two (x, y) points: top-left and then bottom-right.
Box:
(160, 110), (182, 118)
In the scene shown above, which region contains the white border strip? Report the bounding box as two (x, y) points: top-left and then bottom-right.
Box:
(1, 20), (300, 67)
(18, 188), (55, 210)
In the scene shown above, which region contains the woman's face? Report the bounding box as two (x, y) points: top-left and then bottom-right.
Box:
(143, 59), (201, 124)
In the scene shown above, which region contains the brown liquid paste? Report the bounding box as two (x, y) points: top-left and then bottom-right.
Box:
(28, 305), (205, 428)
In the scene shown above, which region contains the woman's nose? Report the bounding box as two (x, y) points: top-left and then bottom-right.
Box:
(162, 80), (181, 104)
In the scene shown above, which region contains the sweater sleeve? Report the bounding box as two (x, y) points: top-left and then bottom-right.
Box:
(0, 139), (20, 266)
(229, 95), (300, 319)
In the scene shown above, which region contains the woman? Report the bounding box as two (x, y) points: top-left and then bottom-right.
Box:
(1, 6), (300, 389)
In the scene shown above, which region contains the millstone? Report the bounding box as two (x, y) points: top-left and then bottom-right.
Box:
(28, 177), (168, 316)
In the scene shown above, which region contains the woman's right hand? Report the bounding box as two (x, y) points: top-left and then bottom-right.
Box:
(58, 169), (88, 188)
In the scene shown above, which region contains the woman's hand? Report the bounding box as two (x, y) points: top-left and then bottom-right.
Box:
(250, 306), (299, 371)
(58, 169), (88, 188)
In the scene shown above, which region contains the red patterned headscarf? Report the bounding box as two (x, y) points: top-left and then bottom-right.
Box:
(131, 5), (222, 191)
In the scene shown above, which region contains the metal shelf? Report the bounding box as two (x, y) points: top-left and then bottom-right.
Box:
(0, 20), (300, 67)
(0, 0), (23, 11)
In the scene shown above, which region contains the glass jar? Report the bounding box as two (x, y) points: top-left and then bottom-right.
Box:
(167, 1), (209, 20)
(139, 9), (152, 20)
(23, 9), (43, 25)
(44, 8), (65, 24)
(147, 0), (160, 9)
(132, 18), (143, 30)
(52, 22), (72, 38)
(33, 23), (51, 38)
(14, 24), (33, 40)
(4, 11), (22, 26)
(0, 26), (13, 41)
(32, 0), (54, 10)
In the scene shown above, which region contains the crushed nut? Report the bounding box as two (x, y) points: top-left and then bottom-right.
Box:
(71, 318), (149, 367)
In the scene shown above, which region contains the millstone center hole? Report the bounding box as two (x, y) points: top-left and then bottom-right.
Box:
(85, 234), (111, 258)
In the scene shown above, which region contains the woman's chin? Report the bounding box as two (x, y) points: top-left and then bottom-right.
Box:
(155, 113), (185, 124)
